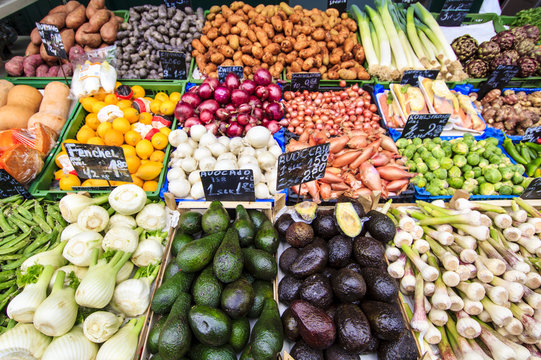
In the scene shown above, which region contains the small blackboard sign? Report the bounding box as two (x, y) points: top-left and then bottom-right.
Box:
(0, 170), (31, 199)
(276, 143), (330, 191)
(437, 0), (474, 26)
(291, 73), (321, 92)
(72, 186), (115, 192)
(164, 0), (190, 9)
(35, 23), (67, 59)
(523, 127), (541, 144)
(521, 177), (541, 199)
(200, 169), (255, 201)
(327, 0), (347, 13)
(284, 129), (300, 145)
(477, 65), (519, 99)
(64, 143), (131, 182)
(400, 113), (450, 139)
(218, 66), (244, 82)
(160, 51), (187, 80)
(401, 70), (440, 85)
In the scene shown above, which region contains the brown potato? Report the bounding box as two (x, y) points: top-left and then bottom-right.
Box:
(222, 59), (234, 66)
(338, 68), (357, 80)
(100, 20), (118, 43)
(219, 45), (234, 58)
(60, 28), (75, 54)
(252, 44), (263, 59)
(210, 52), (225, 64)
(30, 28), (42, 46)
(25, 42), (40, 56)
(241, 54), (255, 66)
(75, 23), (101, 48)
(65, 5), (86, 29)
(64, 1), (81, 13)
(40, 12), (67, 29)
(212, 36), (227, 46)
(88, 9), (110, 32)
(262, 23), (274, 39)
(229, 35), (239, 50)
(192, 39), (206, 53)
(89, 0), (105, 9)
(206, 28), (219, 40)
(49, 5), (66, 14)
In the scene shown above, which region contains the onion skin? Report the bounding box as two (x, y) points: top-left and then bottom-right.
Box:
(180, 93), (201, 108)
(224, 72), (240, 89)
(332, 150), (362, 167)
(198, 99), (220, 114)
(359, 162), (383, 192)
(376, 166), (416, 181)
(174, 102), (194, 122)
(253, 68), (272, 86)
(386, 179), (410, 192)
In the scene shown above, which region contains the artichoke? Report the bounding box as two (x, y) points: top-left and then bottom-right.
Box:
(518, 57), (539, 77)
(491, 31), (515, 51)
(478, 41), (500, 62)
(515, 38), (536, 57)
(534, 45), (541, 63)
(451, 35), (479, 63)
(465, 59), (489, 78)
(511, 26), (528, 42)
(523, 24), (540, 42)
(503, 49), (520, 63)
(490, 53), (518, 71)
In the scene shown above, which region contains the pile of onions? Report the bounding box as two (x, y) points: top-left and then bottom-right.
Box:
(282, 84), (381, 137)
(174, 68), (285, 136)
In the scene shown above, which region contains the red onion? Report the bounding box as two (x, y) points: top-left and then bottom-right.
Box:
(267, 120), (281, 134)
(174, 102), (194, 121)
(237, 113), (249, 126)
(214, 86), (231, 104)
(267, 83), (282, 102)
(184, 117), (202, 128)
(244, 124), (254, 132)
(239, 79), (256, 95)
(262, 101), (270, 112)
(180, 93), (201, 108)
(188, 85), (198, 93)
(255, 86), (268, 100)
(205, 122), (218, 135)
(197, 83), (213, 99)
(261, 118), (270, 127)
(218, 121), (228, 135)
(203, 77), (220, 90)
(215, 108), (230, 121)
(200, 109), (214, 125)
(248, 96), (262, 108)
(231, 89), (249, 106)
(226, 122), (244, 137)
(266, 102), (283, 120)
(252, 107), (263, 120)
(238, 103), (251, 114)
(198, 99), (219, 114)
(248, 115), (257, 126)
(253, 68), (272, 86)
(224, 72), (240, 90)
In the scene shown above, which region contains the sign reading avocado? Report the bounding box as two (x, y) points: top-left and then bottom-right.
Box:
(276, 143), (330, 191)
(64, 143), (131, 182)
(200, 169), (255, 201)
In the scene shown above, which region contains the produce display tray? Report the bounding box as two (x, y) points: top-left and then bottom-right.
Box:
(29, 81), (185, 200)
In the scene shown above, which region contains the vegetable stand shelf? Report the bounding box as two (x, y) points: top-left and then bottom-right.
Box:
(29, 81), (185, 200)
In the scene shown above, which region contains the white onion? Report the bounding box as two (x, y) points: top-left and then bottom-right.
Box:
(190, 125), (206, 142)
(217, 136), (230, 148)
(214, 160), (237, 170)
(208, 142), (227, 157)
(255, 183), (271, 198)
(168, 178), (190, 198)
(217, 153), (237, 162)
(190, 181), (204, 199)
(193, 148), (212, 161)
(238, 156), (259, 168)
(174, 143), (193, 158)
(269, 145), (283, 158)
(199, 157), (216, 171)
(240, 163), (262, 184)
(199, 133), (217, 148)
(168, 129), (188, 147)
(181, 158), (197, 172)
(229, 137), (244, 155)
(167, 167), (185, 181)
(257, 151), (276, 171)
(188, 171), (201, 185)
(246, 126), (271, 149)
(240, 147), (256, 157)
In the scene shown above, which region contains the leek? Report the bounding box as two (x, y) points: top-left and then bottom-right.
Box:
(406, 6), (427, 62)
(375, 0), (407, 70)
(83, 311), (124, 343)
(364, 5), (391, 67)
(369, 23), (380, 60)
(0, 323), (51, 359)
(351, 6), (379, 71)
(112, 263), (159, 317)
(42, 325), (98, 360)
(96, 316), (145, 360)
(412, 2), (457, 61)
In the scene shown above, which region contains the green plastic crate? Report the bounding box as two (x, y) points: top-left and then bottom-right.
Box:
(29, 81), (185, 200)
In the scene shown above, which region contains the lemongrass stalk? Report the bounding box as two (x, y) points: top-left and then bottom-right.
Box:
(528, 218), (541, 233)
(454, 224), (489, 241)
(451, 244), (477, 264)
(388, 253), (407, 278)
(478, 310), (491, 323)
(427, 254), (451, 310)
(525, 344), (541, 359)
(424, 296), (432, 313)
(477, 247), (506, 276)
(422, 227), (454, 245)
(446, 324), (462, 359)
(482, 283), (508, 305)
(411, 272), (429, 332)
(448, 288), (464, 311)
(518, 332), (538, 344)
(442, 271), (460, 287)
(411, 224), (424, 240)
(485, 212), (512, 229)
(483, 319), (532, 360)
(523, 286), (541, 310)
(480, 297), (513, 327)
(437, 224), (454, 233)
(401, 258), (416, 292)
(419, 211), (482, 226)
(398, 214), (416, 232)
(385, 246), (400, 262)
(526, 271), (541, 289)
(515, 197), (541, 218)
(456, 311), (481, 339)
(401, 244), (439, 282)
(510, 302), (541, 339)
(510, 200), (529, 222)
(503, 269), (526, 283)
(413, 239), (430, 254)
(429, 308), (448, 326)
(447, 316), (483, 360)
(488, 229), (530, 273)
(364, 5), (391, 67)
(374, 0), (407, 70)
(425, 319), (442, 344)
(491, 276), (524, 303)
(518, 222), (535, 237)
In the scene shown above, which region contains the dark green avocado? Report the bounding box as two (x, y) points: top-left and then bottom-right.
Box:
(334, 303), (372, 352)
(331, 268), (366, 303)
(360, 301), (405, 341)
(275, 213), (294, 237)
(299, 273), (333, 309)
(360, 267), (399, 303)
(285, 222), (314, 248)
(327, 235), (352, 268)
(279, 247), (299, 274)
(363, 210), (396, 243)
(291, 340), (324, 360)
(220, 278), (255, 319)
(278, 275), (302, 305)
(353, 236), (386, 268)
(312, 213), (339, 239)
(289, 239), (328, 278)
(377, 330), (419, 360)
(281, 308), (300, 342)
(325, 344), (360, 360)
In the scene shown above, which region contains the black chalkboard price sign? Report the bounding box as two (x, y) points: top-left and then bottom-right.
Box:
(523, 126), (541, 144)
(477, 65), (519, 99)
(521, 177), (541, 200)
(64, 143), (132, 182)
(159, 51), (187, 80)
(327, 0), (347, 13)
(284, 129), (300, 146)
(218, 66), (244, 82)
(164, 0), (190, 9)
(401, 70), (440, 86)
(200, 169), (255, 201)
(276, 143), (330, 191)
(437, 0), (474, 26)
(0, 170), (31, 199)
(291, 73), (321, 92)
(35, 23), (67, 59)
(400, 113), (450, 139)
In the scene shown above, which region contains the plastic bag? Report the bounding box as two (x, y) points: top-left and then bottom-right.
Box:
(0, 123), (57, 156)
(0, 144), (44, 185)
(70, 45), (117, 99)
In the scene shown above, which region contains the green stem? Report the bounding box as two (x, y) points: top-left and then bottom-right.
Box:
(52, 270), (66, 292)
(0, 195), (21, 204)
(515, 197), (541, 218)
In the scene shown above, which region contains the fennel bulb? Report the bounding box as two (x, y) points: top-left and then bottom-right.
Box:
(108, 184), (147, 215)
(59, 193), (109, 223)
(60, 223), (84, 242)
(42, 325), (98, 360)
(106, 214), (136, 230)
(62, 230), (103, 266)
(77, 205), (109, 232)
(75, 249), (132, 308)
(7, 265), (54, 323)
(136, 203), (167, 231)
(20, 242), (67, 274)
(49, 265), (88, 291)
(0, 323), (51, 360)
(83, 311), (124, 343)
(34, 271), (78, 336)
(131, 239), (164, 267)
(96, 316), (145, 360)
(102, 226), (141, 253)
(112, 264), (159, 317)
(116, 260), (134, 284)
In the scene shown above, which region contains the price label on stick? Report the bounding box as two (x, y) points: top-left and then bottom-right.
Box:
(521, 178), (541, 200)
(400, 114), (450, 139)
(437, 0), (474, 26)
(159, 51), (187, 80)
(64, 143), (131, 182)
(401, 70), (440, 86)
(477, 65), (519, 100)
(0, 170), (32, 199)
(291, 73), (321, 92)
(327, 0), (347, 13)
(163, 0), (191, 9)
(276, 143), (330, 191)
(523, 127), (541, 144)
(200, 169), (255, 201)
(35, 23), (67, 59)
(218, 66), (244, 82)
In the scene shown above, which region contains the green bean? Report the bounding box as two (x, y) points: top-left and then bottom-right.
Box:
(10, 212), (34, 227)
(34, 202), (45, 220)
(0, 287), (18, 311)
(0, 235), (17, 248)
(0, 255), (22, 261)
(0, 270), (15, 282)
(17, 206), (33, 221)
(2, 254), (31, 270)
(0, 228), (31, 249)
(0, 280), (16, 291)
(48, 209), (67, 227)
(0, 230), (17, 239)
(0, 208), (13, 233)
(0, 195), (21, 205)
(23, 233), (52, 255)
(0, 239), (30, 255)
(45, 214), (55, 229)
(7, 218), (29, 233)
(32, 214), (52, 234)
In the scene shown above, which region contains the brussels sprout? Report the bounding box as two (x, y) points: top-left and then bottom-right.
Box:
(403, 149), (414, 159)
(412, 176), (427, 188)
(426, 142), (437, 152)
(417, 162), (428, 174)
(515, 164), (526, 174)
(494, 182), (503, 192)
(477, 176), (487, 185)
(449, 166), (462, 179)
(499, 185), (513, 195)
(432, 146), (446, 160)
(499, 167), (514, 181)
(478, 140), (487, 147)
(462, 164), (473, 173)
(441, 158), (454, 170)
(443, 146), (453, 157)
(405, 144), (417, 154)
(486, 138), (499, 146)
(522, 177), (532, 188)
(396, 138), (410, 149)
(494, 147), (503, 156)
(425, 185), (440, 196)
(431, 179), (446, 189)
(413, 153), (422, 162)
(502, 180), (514, 187)
(480, 183), (496, 195)
(513, 185), (525, 195)
(449, 177), (464, 189)
(434, 168), (448, 180)
(479, 158), (489, 168)
(421, 150), (433, 162)
(413, 138), (422, 146)
(489, 155), (502, 164)
(405, 161), (417, 172)
(484, 168), (502, 184)
(423, 138), (433, 145)
(473, 167), (482, 178)
(440, 189), (450, 196)
(427, 157), (440, 171)
(453, 155), (467, 168)
(462, 178), (478, 193)
(425, 172), (436, 182)
(452, 141), (469, 155)
(463, 134), (475, 147)
(473, 186), (480, 194)
(433, 137), (442, 144)
(464, 170), (475, 179)
(467, 153), (480, 166)
(447, 188), (456, 195)
(441, 140), (451, 148)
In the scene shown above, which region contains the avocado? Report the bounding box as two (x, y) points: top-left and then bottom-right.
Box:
(334, 202), (363, 238)
(363, 210), (396, 243)
(147, 316), (167, 354)
(189, 343), (236, 360)
(335, 303), (372, 352)
(327, 235), (352, 268)
(289, 239), (328, 278)
(377, 329), (419, 360)
(278, 275), (302, 305)
(221, 278), (255, 319)
(230, 317), (250, 352)
(158, 292), (192, 360)
(295, 201), (318, 221)
(361, 267), (398, 303)
(360, 301), (405, 341)
(176, 231), (225, 273)
(234, 204), (256, 247)
(178, 211), (202, 235)
(247, 209), (269, 230)
(240, 345), (255, 360)
(325, 305), (337, 321)
(344, 262), (362, 275)
(350, 200), (366, 218)
(312, 213), (339, 240)
(290, 300), (336, 350)
(325, 344), (359, 360)
(281, 308), (300, 341)
(331, 268), (366, 303)
(213, 227), (243, 283)
(353, 236), (386, 268)
(255, 220), (279, 254)
(275, 213), (294, 237)
(285, 222), (314, 248)
(242, 271), (255, 284)
(188, 304), (232, 346)
(250, 298), (284, 360)
(291, 340), (324, 360)
(248, 280), (273, 318)
(242, 248), (277, 280)
(172, 233), (194, 256)
(279, 247), (299, 274)
(151, 271), (195, 314)
(201, 201), (230, 234)
(360, 334), (379, 354)
(321, 267), (337, 281)
(151, 354), (164, 360)
(162, 261), (181, 282)
(192, 265), (223, 308)
(300, 273), (333, 309)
